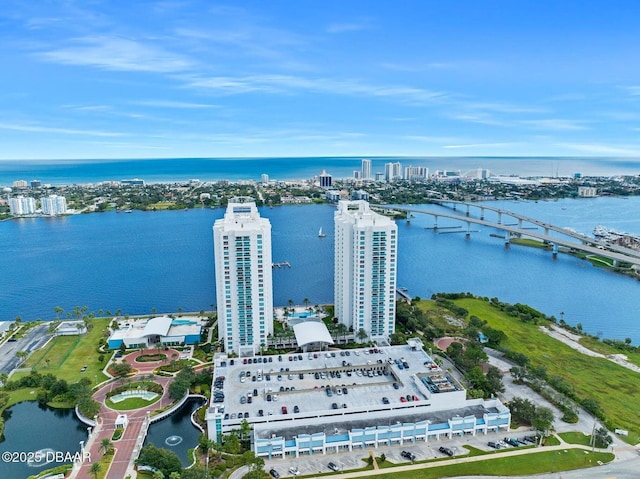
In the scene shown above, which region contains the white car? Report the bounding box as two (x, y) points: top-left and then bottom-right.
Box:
(289, 466), (300, 476)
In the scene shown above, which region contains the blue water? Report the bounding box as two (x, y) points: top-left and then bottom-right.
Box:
(1, 197), (639, 344)
(0, 401), (88, 479)
(1, 156), (639, 186)
(144, 398), (205, 467)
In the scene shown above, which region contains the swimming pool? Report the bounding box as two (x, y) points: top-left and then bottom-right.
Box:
(286, 311), (319, 319)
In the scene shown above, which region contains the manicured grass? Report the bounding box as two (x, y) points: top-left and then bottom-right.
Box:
(105, 395), (160, 410)
(559, 432), (593, 446)
(6, 387), (41, 407)
(364, 449), (614, 479)
(19, 317), (111, 386)
(454, 298), (640, 445)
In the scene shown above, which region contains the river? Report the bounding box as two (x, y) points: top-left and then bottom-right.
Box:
(0, 197), (638, 343)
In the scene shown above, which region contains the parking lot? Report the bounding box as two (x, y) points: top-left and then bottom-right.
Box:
(262, 430), (537, 478)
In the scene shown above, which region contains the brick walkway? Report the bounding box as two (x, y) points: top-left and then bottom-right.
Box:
(72, 349), (180, 479)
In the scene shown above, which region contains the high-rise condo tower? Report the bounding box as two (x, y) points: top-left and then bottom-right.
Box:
(213, 197), (273, 356)
(334, 200), (397, 342)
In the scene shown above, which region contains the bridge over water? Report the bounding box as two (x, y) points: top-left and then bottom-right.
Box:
(379, 204), (640, 268)
(430, 199), (640, 260)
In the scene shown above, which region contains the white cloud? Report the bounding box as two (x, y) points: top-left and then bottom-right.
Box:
(132, 100), (219, 109)
(38, 35), (193, 73)
(326, 21), (372, 34)
(521, 119), (589, 131)
(620, 85), (640, 96)
(442, 142), (517, 149)
(0, 121), (127, 137)
(185, 73), (447, 104)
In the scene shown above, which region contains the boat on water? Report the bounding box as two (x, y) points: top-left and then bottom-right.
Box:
(318, 227), (326, 237)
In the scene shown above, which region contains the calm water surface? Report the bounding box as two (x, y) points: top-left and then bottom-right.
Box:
(0, 401), (87, 479)
(1, 198), (639, 343)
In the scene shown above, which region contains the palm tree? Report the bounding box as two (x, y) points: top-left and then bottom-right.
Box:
(54, 306), (64, 320)
(357, 328), (369, 343)
(89, 462), (101, 479)
(99, 437), (113, 455)
(303, 298), (310, 310)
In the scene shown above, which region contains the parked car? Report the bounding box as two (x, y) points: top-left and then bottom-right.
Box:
(288, 466), (300, 476)
(269, 468), (280, 479)
(487, 441), (501, 449)
(401, 450), (416, 461)
(327, 462), (339, 472)
(439, 446), (454, 457)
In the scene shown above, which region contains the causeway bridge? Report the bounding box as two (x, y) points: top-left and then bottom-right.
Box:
(379, 203), (640, 268)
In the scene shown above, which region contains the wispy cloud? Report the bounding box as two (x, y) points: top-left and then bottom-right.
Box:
(0, 121), (127, 137)
(620, 85), (640, 96)
(380, 60), (494, 73)
(521, 119), (589, 131)
(131, 100), (219, 109)
(326, 20), (373, 34)
(447, 112), (509, 127)
(443, 142), (518, 149)
(38, 35), (193, 73)
(185, 74), (447, 104)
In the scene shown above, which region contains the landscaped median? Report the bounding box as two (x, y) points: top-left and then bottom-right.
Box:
(104, 381), (163, 410)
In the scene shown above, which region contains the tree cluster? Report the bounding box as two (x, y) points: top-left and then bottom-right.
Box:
(508, 397), (555, 438)
(168, 366), (212, 400)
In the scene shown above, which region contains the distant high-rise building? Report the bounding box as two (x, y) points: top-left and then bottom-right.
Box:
(384, 162), (402, 181)
(404, 166), (429, 181)
(121, 179), (145, 186)
(30, 180), (41, 188)
(41, 195), (67, 215)
(319, 170), (332, 188)
(213, 197), (273, 356)
(261, 174), (269, 184)
(334, 200), (397, 342)
(361, 159), (372, 180)
(13, 180), (27, 188)
(8, 195), (36, 215)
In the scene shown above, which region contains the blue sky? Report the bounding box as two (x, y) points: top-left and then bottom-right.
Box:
(1, 0), (640, 159)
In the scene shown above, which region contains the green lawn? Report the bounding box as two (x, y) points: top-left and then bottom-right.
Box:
(6, 387), (41, 407)
(17, 317), (111, 386)
(454, 298), (640, 444)
(364, 449), (613, 479)
(559, 432), (593, 446)
(105, 395), (160, 410)
(577, 336), (640, 368)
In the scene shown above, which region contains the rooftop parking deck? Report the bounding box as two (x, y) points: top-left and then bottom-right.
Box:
(212, 343), (467, 429)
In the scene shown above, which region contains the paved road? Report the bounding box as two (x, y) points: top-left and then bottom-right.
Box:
(0, 323), (52, 376)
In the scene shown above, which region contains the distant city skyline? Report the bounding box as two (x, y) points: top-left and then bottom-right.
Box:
(2, 1), (640, 160)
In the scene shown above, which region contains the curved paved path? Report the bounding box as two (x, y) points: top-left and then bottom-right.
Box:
(73, 349), (181, 479)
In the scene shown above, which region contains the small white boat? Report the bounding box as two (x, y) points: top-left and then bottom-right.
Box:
(318, 227), (326, 237)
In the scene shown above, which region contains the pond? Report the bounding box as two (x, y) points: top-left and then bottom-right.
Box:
(144, 397), (206, 467)
(0, 401), (88, 479)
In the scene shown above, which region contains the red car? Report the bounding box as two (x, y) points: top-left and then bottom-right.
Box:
(400, 396), (407, 403)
